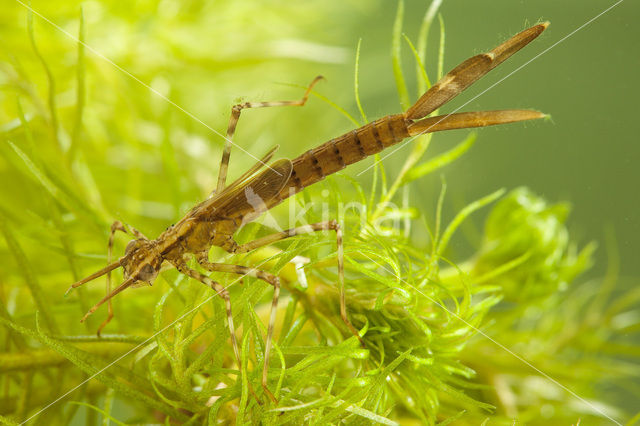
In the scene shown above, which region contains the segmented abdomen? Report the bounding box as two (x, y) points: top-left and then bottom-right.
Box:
(274, 113), (410, 203)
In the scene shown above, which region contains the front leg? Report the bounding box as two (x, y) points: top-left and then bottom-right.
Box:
(99, 221), (148, 336)
(196, 254), (280, 403)
(171, 259), (242, 387)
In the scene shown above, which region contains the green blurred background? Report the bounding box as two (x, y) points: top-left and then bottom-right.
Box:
(0, 0), (638, 422)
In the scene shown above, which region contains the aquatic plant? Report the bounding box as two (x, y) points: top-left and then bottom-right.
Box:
(0, 1), (637, 424)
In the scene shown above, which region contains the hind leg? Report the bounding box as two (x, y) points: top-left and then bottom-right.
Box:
(215, 76), (323, 193)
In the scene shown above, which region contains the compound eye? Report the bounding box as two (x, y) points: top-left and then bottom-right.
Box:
(125, 240), (138, 255)
(138, 264), (156, 281)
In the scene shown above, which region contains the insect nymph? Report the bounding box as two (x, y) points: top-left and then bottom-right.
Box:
(68, 23), (549, 402)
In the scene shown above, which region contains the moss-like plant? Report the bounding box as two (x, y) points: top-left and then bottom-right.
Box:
(0, 1), (638, 425)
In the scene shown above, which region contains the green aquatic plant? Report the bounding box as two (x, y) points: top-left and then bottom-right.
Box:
(0, 1), (638, 425)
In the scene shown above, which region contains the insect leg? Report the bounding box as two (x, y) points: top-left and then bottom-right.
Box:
(215, 75), (324, 194)
(94, 221), (148, 336)
(172, 260), (243, 384)
(234, 220), (363, 344)
(96, 221), (127, 336)
(119, 221), (148, 240)
(196, 255), (280, 403)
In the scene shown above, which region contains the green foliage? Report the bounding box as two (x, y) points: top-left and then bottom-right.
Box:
(0, 1), (638, 425)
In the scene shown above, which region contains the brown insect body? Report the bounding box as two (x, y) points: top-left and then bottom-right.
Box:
(275, 23), (548, 202)
(67, 23), (550, 403)
(278, 114), (410, 200)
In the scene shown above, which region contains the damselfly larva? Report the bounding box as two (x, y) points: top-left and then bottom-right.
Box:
(68, 22), (549, 403)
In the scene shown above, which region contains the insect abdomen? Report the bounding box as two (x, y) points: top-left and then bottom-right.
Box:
(279, 114), (409, 199)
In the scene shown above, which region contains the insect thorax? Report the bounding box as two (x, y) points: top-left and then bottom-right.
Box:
(160, 218), (240, 261)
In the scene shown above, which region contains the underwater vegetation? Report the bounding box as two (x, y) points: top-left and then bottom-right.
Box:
(0, 1), (638, 424)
